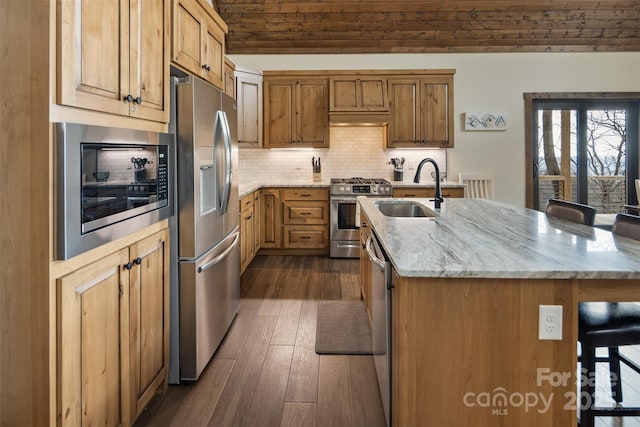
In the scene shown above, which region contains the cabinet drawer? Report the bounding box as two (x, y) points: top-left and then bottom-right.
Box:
(240, 193), (254, 213)
(282, 188), (328, 201)
(393, 187), (464, 198)
(283, 201), (328, 225)
(283, 225), (329, 248)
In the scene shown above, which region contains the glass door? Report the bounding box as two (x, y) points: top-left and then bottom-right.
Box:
(531, 100), (638, 213)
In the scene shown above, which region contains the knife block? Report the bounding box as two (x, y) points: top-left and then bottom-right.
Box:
(313, 171), (322, 182)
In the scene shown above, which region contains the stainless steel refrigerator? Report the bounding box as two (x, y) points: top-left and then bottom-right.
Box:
(168, 75), (240, 383)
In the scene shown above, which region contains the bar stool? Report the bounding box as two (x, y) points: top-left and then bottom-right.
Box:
(578, 213), (640, 427)
(544, 198), (596, 226)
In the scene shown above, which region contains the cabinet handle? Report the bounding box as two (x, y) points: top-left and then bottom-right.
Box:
(246, 215), (252, 220)
(124, 261), (134, 270)
(124, 94), (134, 103)
(300, 212), (312, 215)
(404, 194), (416, 197)
(300, 194), (312, 197)
(135, 97), (142, 105)
(300, 236), (311, 239)
(134, 257), (142, 265)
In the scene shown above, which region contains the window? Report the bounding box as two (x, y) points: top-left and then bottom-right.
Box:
(525, 94), (640, 213)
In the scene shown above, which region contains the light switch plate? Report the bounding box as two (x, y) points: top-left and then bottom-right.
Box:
(538, 305), (563, 340)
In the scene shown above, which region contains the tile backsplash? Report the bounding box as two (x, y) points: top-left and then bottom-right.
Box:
(238, 127), (447, 184)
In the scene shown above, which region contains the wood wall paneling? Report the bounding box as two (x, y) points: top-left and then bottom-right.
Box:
(0, 0), (50, 425)
(216, 1), (640, 53)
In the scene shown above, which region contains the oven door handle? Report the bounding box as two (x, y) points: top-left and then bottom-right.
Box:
(331, 196), (358, 203)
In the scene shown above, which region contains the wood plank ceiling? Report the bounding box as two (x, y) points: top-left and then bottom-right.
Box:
(214, 0), (640, 54)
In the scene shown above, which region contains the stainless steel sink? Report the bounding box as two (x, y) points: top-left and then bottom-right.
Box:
(374, 201), (438, 218)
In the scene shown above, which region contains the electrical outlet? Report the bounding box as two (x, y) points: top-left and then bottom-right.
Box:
(538, 305), (563, 340)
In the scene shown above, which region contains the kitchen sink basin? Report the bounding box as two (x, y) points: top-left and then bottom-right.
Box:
(374, 201), (438, 218)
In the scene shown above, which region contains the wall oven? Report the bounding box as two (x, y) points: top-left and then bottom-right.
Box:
(330, 178), (392, 258)
(55, 122), (173, 260)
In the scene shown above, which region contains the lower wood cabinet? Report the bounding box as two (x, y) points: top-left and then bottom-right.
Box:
(258, 187), (329, 253)
(359, 212), (372, 322)
(393, 187), (464, 198)
(57, 229), (169, 426)
(240, 192), (256, 273)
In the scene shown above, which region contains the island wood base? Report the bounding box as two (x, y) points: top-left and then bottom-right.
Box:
(391, 273), (639, 427)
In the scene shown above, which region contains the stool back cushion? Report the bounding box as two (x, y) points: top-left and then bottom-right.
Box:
(545, 199), (596, 226)
(612, 213), (640, 241)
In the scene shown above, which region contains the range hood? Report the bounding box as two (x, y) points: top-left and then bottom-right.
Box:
(329, 112), (389, 127)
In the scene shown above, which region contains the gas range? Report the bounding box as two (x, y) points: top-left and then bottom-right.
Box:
(330, 177), (393, 196)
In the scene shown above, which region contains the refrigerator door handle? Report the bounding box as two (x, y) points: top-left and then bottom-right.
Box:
(215, 110), (232, 215)
(197, 231), (240, 273)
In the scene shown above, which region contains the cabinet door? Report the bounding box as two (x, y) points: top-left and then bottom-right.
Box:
(224, 59), (236, 98)
(57, 249), (131, 427)
(128, 230), (169, 420)
(237, 71), (263, 145)
(58, 0), (130, 116)
(359, 218), (372, 320)
(387, 79), (419, 147)
(420, 77), (452, 148)
(297, 79), (329, 147)
(253, 192), (261, 253)
(129, 0), (169, 123)
(264, 81), (296, 147)
(201, 16), (225, 89)
(172, 0), (204, 76)
(330, 77), (388, 112)
(240, 208), (255, 272)
(260, 189), (282, 248)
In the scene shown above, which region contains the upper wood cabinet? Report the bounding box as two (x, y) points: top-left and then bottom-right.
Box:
(236, 67), (263, 146)
(58, 0), (170, 123)
(263, 76), (329, 148)
(172, 0), (227, 90)
(329, 76), (388, 112)
(223, 57), (236, 98)
(387, 73), (454, 148)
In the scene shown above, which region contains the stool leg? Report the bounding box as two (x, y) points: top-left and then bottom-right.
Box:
(581, 347), (596, 427)
(608, 347), (623, 403)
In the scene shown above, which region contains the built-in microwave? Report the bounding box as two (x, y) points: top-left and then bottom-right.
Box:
(55, 122), (173, 260)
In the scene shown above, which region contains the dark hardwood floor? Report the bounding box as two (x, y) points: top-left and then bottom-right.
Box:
(134, 255), (386, 427)
(135, 255), (640, 427)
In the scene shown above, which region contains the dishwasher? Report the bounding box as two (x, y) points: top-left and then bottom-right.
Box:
(366, 230), (392, 426)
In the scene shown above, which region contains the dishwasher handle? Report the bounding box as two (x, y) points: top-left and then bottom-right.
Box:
(366, 235), (386, 271)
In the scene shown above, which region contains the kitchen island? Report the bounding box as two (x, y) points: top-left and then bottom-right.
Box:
(358, 197), (640, 427)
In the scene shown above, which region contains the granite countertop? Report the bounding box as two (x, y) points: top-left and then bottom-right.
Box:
(358, 197), (640, 279)
(238, 179), (463, 198)
(239, 180), (332, 197)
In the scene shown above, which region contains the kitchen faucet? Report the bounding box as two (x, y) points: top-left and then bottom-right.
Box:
(413, 158), (444, 209)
